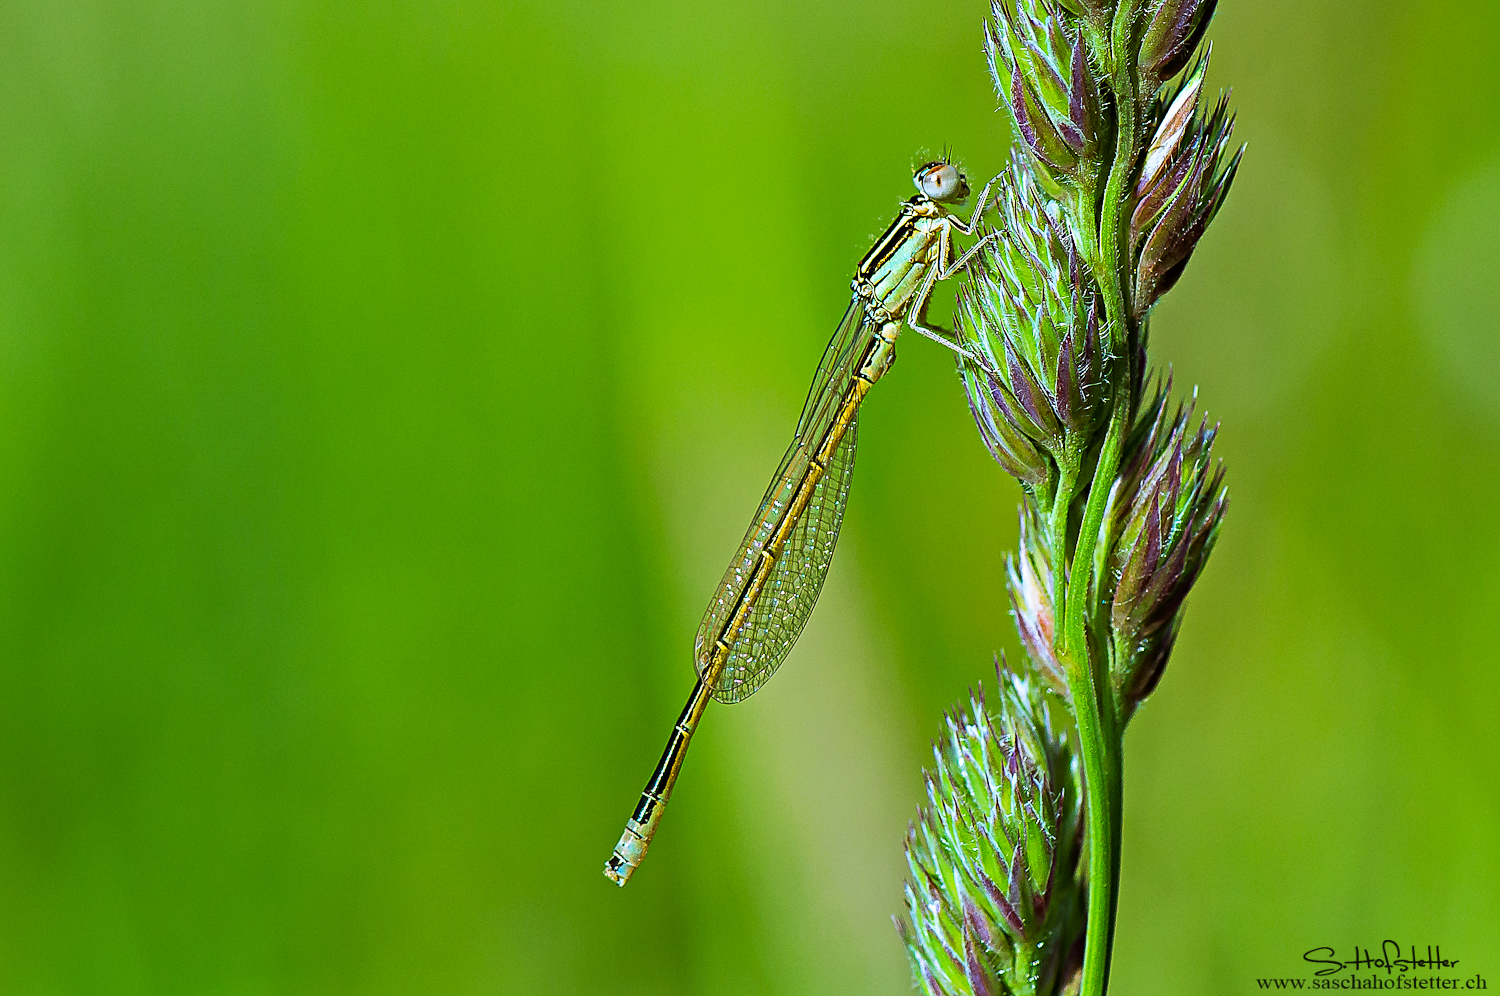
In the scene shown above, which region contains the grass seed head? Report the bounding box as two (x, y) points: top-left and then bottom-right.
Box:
(898, 664), (1085, 996)
(959, 156), (1110, 484)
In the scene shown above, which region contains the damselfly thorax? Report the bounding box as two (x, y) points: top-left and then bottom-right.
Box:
(604, 159), (1000, 887)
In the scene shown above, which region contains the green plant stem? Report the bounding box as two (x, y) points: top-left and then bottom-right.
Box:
(1060, 417), (1123, 996)
(1064, 5), (1140, 996)
(1065, 401), (1125, 996)
(1063, 655), (1115, 996)
(1047, 453), (1079, 635)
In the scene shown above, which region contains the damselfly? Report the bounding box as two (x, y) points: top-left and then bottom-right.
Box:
(604, 159), (999, 886)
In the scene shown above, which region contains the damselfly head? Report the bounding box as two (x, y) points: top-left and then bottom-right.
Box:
(914, 161), (970, 203)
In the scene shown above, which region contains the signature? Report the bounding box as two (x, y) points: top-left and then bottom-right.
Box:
(1304, 943), (1460, 977)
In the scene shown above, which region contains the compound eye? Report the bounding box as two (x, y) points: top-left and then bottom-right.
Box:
(915, 162), (969, 202)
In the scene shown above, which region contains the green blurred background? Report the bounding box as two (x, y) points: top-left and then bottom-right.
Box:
(1, 0), (1497, 992)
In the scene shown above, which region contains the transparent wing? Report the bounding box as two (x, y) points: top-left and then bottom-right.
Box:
(710, 416), (857, 703)
(694, 296), (875, 696)
(756, 294), (871, 504)
(790, 298), (871, 447)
